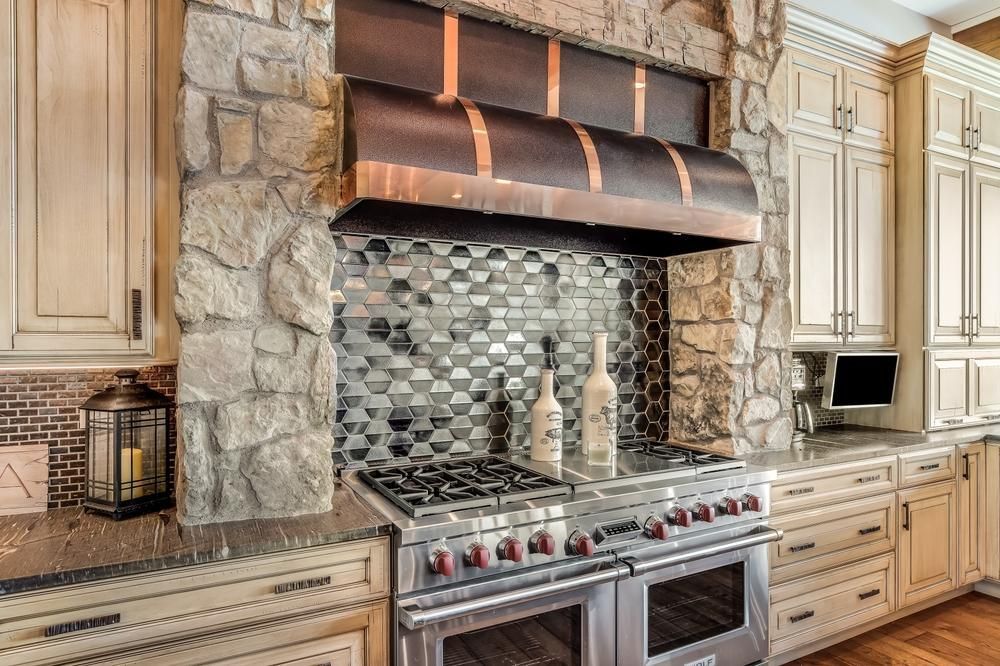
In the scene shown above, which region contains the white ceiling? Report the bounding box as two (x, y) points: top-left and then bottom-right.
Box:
(889, 0), (1000, 31)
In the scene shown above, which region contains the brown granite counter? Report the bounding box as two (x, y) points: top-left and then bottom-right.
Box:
(746, 424), (1000, 473)
(0, 481), (390, 597)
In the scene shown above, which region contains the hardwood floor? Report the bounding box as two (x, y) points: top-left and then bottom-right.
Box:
(789, 592), (1000, 665)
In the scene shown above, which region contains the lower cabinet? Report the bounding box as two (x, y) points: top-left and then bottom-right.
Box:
(897, 481), (957, 607)
(958, 443), (987, 585)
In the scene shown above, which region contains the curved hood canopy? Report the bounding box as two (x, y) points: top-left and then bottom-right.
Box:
(334, 75), (761, 255)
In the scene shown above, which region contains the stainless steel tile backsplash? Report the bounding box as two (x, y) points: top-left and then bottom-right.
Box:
(330, 233), (671, 466)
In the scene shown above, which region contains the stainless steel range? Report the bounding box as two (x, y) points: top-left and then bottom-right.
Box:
(342, 442), (781, 666)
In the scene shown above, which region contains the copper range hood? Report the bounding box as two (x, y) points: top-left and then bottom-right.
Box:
(334, 75), (760, 255)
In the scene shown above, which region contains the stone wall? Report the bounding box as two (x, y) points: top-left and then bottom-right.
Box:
(174, 0), (338, 524)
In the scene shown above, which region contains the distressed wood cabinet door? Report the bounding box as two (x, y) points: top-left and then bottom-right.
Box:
(958, 443), (987, 586)
(844, 147), (894, 347)
(897, 482), (957, 608)
(9, 0), (150, 354)
(926, 153), (970, 346)
(844, 68), (894, 152)
(788, 50), (844, 141)
(790, 134), (844, 347)
(969, 357), (1000, 419)
(928, 356), (969, 427)
(971, 165), (1000, 345)
(972, 90), (1000, 168)
(925, 75), (971, 159)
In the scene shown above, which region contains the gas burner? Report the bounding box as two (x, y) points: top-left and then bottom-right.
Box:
(359, 457), (571, 517)
(617, 441), (746, 472)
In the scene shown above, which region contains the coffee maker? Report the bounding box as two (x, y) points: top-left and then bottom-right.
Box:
(791, 357), (814, 446)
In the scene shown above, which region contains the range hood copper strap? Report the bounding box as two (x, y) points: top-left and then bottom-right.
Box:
(547, 40), (560, 116)
(566, 119), (602, 193)
(656, 138), (693, 206)
(444, 11), (459, 96)
(458, 97), (493, 178)
(634, 64), (646, 134)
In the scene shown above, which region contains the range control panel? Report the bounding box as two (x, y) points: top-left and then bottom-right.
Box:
(595, 518), (643, 547)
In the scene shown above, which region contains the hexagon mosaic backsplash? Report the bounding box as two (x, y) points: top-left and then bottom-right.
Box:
(330, 233), (671, 466)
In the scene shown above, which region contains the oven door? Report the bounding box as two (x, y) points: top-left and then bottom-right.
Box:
(396, 557), (627, 666)
(617, 525), (782, 666)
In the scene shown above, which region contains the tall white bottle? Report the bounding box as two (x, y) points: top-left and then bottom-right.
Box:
(531, 341), (563, 462)
(582, 331), (617, 461)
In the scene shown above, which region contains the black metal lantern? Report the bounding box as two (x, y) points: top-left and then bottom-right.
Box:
(81, 369), (174, 519)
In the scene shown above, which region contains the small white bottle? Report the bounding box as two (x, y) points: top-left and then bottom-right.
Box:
(582, 330), (617, 464)
(531, 340), (563, 462)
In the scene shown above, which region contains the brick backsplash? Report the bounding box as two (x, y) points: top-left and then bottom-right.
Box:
(0, 366), (176, 508)
(792, 352), (845, 428)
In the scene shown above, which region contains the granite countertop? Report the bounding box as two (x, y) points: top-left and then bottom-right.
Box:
(745, 424), (1000, 473)
(0, 481), (391, 597)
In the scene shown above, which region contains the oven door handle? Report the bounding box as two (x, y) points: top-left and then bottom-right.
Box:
(621, 526), (783, 577)
(397, 566), (626, 630)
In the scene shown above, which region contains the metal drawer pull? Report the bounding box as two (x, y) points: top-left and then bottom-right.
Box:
(918, 463), (940, 471)
(858, 526), (882, 536)
(45, 613), (121, 637)
(789, 610), (815, 624)
(943, 418), (964, 425)
(274, 576), (332, 595)
(986, 415), (1000, 422)
(858, 588), (881, 601)
(789, 542), (816, 553)
(857, 474), (881, 484)
(787, 486), (814, 496)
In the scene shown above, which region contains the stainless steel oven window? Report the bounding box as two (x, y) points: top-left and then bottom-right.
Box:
(441, 605), (583, 665)
(646, 562), (745, 655)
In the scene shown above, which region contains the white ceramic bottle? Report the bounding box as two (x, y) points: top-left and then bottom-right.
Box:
(531, 341), (563, 462)
(582, 330), (617, 463)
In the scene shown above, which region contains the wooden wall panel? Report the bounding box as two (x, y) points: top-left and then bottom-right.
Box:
(955, 18), (1000, 61)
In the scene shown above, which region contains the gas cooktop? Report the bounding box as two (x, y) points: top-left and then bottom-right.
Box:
(358, 457), (571, 518)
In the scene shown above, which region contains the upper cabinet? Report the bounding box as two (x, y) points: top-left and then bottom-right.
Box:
(927, 74), (1000, 168)
(787, 46), (895, 350)
(972, 90), (1000, 167)
(0, 0), (179, 364)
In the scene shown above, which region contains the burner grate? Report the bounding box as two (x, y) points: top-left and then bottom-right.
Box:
(617, 441), (746, 470)
(360, 457), (570, 517)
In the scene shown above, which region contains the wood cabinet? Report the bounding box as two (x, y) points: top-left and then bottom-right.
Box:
(973, 90), (1000, 167)
(897, 481), (957, 608)
(898, 446), (957, 488)
(926, 75), (972, 158)
(971, 165), (1000, 344)
(0, 0), (179, 364)
(926, 153), (970, 346)
(926, 350), (1000, 428)
(787, 47), (894, 350)
(957, 442), (986, 586)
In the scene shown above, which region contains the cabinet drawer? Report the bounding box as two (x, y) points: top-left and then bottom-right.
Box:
(770, 554), (895, 655)
(770, 494), (896, 584)
(771, 456), (897, 515)
(898, 447), (956, 487)
(109, 601), (389, 666)
(0, 538), (389, 666)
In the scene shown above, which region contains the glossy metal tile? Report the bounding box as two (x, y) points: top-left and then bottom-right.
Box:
(330, 233), (670, 465)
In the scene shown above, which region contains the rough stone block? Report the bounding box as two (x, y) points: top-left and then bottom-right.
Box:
(258, 100), (336, 170)
(217, 111), (254, 176)
(178, 330), (255, 404)
(182, 12), (241, 92)
(175, 251), (259, 324)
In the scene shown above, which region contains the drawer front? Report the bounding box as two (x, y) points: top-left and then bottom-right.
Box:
(899, 446), (956, 487)
(0, 538), (389, 665)
(770, 494), (896, 584)
(771, 456), (897, 515)
(770, 554), (895, 655)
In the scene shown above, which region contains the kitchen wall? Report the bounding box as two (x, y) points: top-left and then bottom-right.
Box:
(331, 233), (670, 466)
(792, 352), (846, 428)
(0, 366), (176, 508)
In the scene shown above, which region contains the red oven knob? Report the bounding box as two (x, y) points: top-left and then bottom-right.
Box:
(741, 493), (764, 513)
(529, 530), (556, 556)
(568, 530), (595, 556)
(430, 549), (455, 576)
(498, 536), (524, 562)
(667, 506), (693, 528)
(719, 497), (743, 516)
(644, 517), (669, 540)
(693, 502), (716, 523)
(465, 543), (491, 569)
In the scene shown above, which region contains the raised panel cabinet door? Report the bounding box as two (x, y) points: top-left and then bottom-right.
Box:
(958, 443), (987, 585)
(844, 68), (894, 152)
(928, 357), (969, 426)
(970, 357), (1000, 419)
(788, 50), (844, 141)
(925, 75), (971, 159)
(897, 482), (957, 608)
(971, 165), (1000, 345)
(926, 154), (970, 346)
(790, 134), (844, 347)
(844, 147), (894, 347)
(972, 90), (1000, 168)
(12, 0), (149, 352)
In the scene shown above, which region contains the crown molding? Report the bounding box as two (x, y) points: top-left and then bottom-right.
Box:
(785, 3), (900, 75)
(896, 32), (1000, 88)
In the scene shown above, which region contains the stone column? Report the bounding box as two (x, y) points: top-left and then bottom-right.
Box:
(174, 0), (339, 524)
